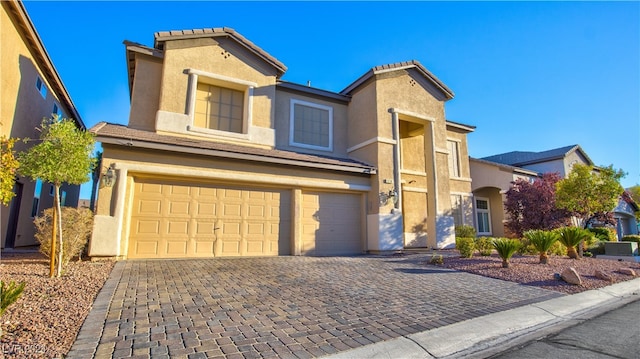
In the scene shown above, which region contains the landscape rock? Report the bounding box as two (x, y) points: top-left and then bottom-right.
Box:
(618, 268), (637, 277)
(561, 267), (582, 285)
(595, 269), (613, 282)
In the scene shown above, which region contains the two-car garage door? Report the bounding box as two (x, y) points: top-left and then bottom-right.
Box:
(127, 179), (362, 259)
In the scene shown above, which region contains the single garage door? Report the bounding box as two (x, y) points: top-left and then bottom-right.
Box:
(301, 191), (362, 256)
(128, 179), (290, 259)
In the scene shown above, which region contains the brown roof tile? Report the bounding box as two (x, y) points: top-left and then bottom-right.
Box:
(91, 123), (375, 174)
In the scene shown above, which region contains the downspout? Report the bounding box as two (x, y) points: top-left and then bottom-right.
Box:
(390, 109), (401, 211)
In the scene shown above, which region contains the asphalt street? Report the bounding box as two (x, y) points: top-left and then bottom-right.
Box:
(490, 298), (640, 359)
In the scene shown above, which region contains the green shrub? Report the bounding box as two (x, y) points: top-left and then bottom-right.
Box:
(549, 240), (567, 256)
(524, 230), (559, 264)
(492, 238), (521, 268)
(588, 227), (616, 242)
(456, 237), (475, 258)
(558, 227), (591, 259)
(429, 254), (444, 265)
(455, 225), (476, 238)
(474, 236), (494, 256)
(34, 207), (94, 265)
(621, 235), (640, 244)
(1, 280), (26, 316)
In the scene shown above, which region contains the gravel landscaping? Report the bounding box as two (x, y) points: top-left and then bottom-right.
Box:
(0, 252), (114, 359)
(439, 253), (640, 294)
(0, 251), (638, 358)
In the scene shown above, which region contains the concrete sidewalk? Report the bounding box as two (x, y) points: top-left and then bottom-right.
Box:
(324, 277), (640, 359)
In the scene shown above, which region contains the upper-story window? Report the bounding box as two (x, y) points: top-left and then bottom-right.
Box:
(289, 99), (333, 151)
(52, 103), (63, 119)
(186, 69), (254, 139)
(35, 76), (47, 99)
(195, 83), (244, 133)
(447, 139), (460, 178)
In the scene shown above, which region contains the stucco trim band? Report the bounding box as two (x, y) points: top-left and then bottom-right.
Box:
(389, 108), (436, 123)
(113, 162), (372, 192)
(347, 137), (397, 153)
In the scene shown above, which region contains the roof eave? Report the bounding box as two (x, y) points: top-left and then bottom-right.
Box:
(95, 135), (376, 175)
(8, 0), (85, 129)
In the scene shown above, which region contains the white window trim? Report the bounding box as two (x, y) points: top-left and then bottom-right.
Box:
(447, 139), (461, 179)
(289, 99), (333, 152)
(185, 68), (255, 139)
(475, 197), (492, 235)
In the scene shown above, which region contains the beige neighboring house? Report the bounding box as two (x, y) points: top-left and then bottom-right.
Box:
(89, 28), (475, 259)
(470, 144), (639, 239)
(1, 0), (85, 249)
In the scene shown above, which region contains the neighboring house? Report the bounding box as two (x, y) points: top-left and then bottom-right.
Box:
(1, 0), (85, 249)
(470, 144), (639, 239)
(89, 27), (475, 259)
(613, 192), (639, 240)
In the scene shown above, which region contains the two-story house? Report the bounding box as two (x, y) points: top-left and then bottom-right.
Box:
(88, 28), (475, 259)
(1, 0), (85, 249)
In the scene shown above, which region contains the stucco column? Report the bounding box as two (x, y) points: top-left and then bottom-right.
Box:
(291, 188), (302, 255)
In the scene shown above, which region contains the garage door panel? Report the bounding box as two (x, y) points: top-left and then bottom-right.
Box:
(167, 220), (189, 234)
(166, 240), (188, 256)
(129, 179), (290, 259)
(135, 220), (160, 234)
(301, 191), (362, 256)
(137, 200), (161, 215)
(135, 241), (159, 255)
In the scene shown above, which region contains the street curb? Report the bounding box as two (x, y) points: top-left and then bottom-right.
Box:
(323, 277), (640, 359)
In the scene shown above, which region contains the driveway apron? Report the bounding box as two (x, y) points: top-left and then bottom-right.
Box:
(68, 255), (563, 359)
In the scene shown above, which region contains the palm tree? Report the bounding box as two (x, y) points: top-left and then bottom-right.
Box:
(525, 230), (559, 264)
(492, 238), (521, 268)
(558, 227), (591, 259)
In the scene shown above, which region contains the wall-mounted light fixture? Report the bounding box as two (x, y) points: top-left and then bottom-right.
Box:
(379, 189), (398, 206)
(100, 164), (117, 188)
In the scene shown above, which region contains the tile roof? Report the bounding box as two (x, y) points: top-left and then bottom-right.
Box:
(480, 144), (594, 167)
(469, 157), (540, 176)
(153, 27), (287, 75)
(340, 60), (454, 100)
(90, 123), (376, 174)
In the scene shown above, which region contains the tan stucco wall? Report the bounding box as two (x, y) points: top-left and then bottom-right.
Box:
(473, 187), (505, 237)
(1, 3), (79, 248)
(128, 54), (162, 131)
(92, 144), (371, 257)
(157, 37), (278, 130)
(273, 89), (349, 157)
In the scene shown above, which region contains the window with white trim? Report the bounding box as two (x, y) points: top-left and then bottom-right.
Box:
(35, 76), (47, 99)
(194, 83), (244, 133)
(447, 140), (460, 178)
(475, 197), (491, 235)
(186, 69), (254, 138)
(289, 99), (333, 151)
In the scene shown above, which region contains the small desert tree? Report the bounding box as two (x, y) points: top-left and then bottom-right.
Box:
(556, 164), (624, 229)
(0, 135), (21, 206)
(504, 173), (572, 237)
(18, 118), (95, 277)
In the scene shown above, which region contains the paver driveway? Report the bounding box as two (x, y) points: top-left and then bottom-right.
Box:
(68, 254), (563, 359)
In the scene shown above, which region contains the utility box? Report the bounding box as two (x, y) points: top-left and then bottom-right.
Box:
(604, 242), (638, 256)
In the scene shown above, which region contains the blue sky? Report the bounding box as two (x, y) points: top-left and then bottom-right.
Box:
(24, 1), (639, 197)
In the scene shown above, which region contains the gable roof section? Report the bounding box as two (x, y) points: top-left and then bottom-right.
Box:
(154, 27), (287, 77)
(124, 40), (164, 98)
(470, 157), (540, 177)
(481, 144), (594, 167)
(340, 60), (454, 100)
(91, 122), (376, 175)
(4, 0), (84, 129)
